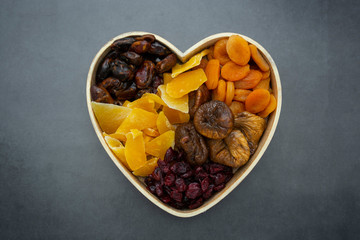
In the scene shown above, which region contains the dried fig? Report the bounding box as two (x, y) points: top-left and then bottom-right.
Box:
(156, 53), (177, 73)
(207, 130), (250, 168)
(193, 100), (234, 139)
(234, 111), (267, 154)
(90, 85), (114, 104)
(188, 84), (211, 118)
(175, 122), (208, 166)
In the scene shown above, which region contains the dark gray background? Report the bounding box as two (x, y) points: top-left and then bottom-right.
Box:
(1, 0), (359, 239)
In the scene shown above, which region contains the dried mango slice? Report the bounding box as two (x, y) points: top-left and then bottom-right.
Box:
(104, 135), (129, 169)
(166, 69), (207, 99)
(132, 157), (158, 177)
(162, 106), (190, 124)
(142, 93), (166, 110)
(145, 130), (175, 160)
(125, 129), (147, 171)
(163, 73), (174, 85)
(91, 102), (132, 134)
(143, 127), (160, 137)
(123, 97), (156, 113)
(115, 108), (157, 135)
(158, 85), (188, 113)
(171, 49), (210, 78)
(143, 135), (155, 143)
(157, 111), (174, 134)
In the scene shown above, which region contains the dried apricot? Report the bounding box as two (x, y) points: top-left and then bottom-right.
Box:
(262, 70), (270, 79)
(115, 108), (157, 135)
(212, 79), (226, 102)
(225, 81), (235, 106)
(145, 130), (175, 160)
(253, 77), (270, 90)
(226, 35), (250, 66)
(132, 157), (158, 177)
(258, 94), (277, 118)
(234, 69), (263, 89)
(233, 89), (252, 102)
(249, 44), (270, 72)
(245, 89), (271, 113)
(213, 38), (231, 65)
(229, 101), (245, 115)
(158, 84), (188, 113)
(125, 129), (147, 171)
(166, 69), (207, 98)
(157, 111), (174, 134)
(205, 59), (220, 90)
(207, 46), (215, 60)
(162, 106), (190, 124)
(221, 61), (250, 81)
(91, 102), (132, 134)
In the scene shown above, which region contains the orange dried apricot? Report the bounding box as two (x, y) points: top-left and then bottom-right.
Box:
(207, 46), (215, 60)
(258, 94), (277, 118)
(233, 89), (252, 102)
(125, 129), (147, 171)
(205, 59), (220, 90)
(132, 157), (158, 177)
(162, 106), (190, 124)
(145, 130), (175, 160)
(166, 69), (207, 98)
(225, 81), (235, 106)
(212, 79), (226, 102)
(226, 35), (251, 66)
(262, 70), (270, 79)
(213, 38), (231, 65)
(245, 89), (271, 113)
(115, 108), (157, 135)
(253, 77), (270, 90)
(249, 44), (270, 72)
(234, 69), (263, 89)
(221, 61), (250, 81)
(229, 101), (245, 115)
(91, 102), (132, 134)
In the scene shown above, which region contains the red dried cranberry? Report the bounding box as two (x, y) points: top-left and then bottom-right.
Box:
(164, 172), (175, 186)
(201, 177), (210, 192)
(212, 173), (227, 186)
(152, 167), (162, 182)
(161, 195), (171, 203)
(175, 178), (187, 192)
(157, 160), (170, 174)
(186, 183), (202, 199)
(164, 147), (177, 163)
(180, 170), (193, 178)
(194, 166), (208, 180)
(147, 185), (156, 194)
(170, 190), (183, 203)
(189, 197), (204, 209)
(209, 163), (227, 174)
(170, 161), (190, 174)
(214, 183), (225, 192)
(202, 187), (213, 199)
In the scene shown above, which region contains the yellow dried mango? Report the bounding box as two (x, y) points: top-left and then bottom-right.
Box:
(132, 157), (158, 177)
(104, 135), (129, 169)
(157, 111), (174, 134)
(158, 85), (188, 113)
(145, 130), (175, 160)
(123, 97), (156, 113)
(163, 73), (174, 85)
(115, 108), (157, 135)
(125, 129), (147, 171)
(171, 49), (210, 78)
(162, 106), (190, 124)
(91, 102), (132, 134)
(166, 69), (207, 98)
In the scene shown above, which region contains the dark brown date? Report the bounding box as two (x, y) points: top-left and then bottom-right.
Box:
(91, 85), (114, 103)
(130, 40), (150, 54)
(111, 37), (135, 52)
(96, 58), (113, 83)
(148, 41), (172, 56)
(111, 59), (133, 81)
(113, 81), (137, 100)
(155, 53), (177, 73)
(135, 60), (155, 89)
(120, 51), (143, 66)
(152, 76), (163, 90)
(135, 34), (155, 43)
(135, 88), (153, 99)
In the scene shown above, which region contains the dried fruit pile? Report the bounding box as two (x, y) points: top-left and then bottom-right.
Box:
(90, 34), (277, 210)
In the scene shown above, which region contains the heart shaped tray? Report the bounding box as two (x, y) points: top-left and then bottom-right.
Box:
(86, 32), (282, 217)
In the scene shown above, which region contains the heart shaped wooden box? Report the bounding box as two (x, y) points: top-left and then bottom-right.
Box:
(86, 32), (282, 217)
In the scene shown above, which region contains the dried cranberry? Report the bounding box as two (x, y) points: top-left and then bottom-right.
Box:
(209, 163), (227, 174)
(186, 183), (202, 199)
(151, 167), (162, 182)
(164, 172), (175, 186)
(212, 173), (227, 186)
(201, 177), (210, 192)
(160, 195), (171, 203)
(194, 166), (208, 180)
(155, 182), (163, 197)
(202, 187), (213, 199)
(170, 190), (183, 203)
(175, 178), (187, 192)
(189, 197), (204, 209)
(171, 161), (190, 175)
(214, 183), (225, 192)
(180, 170), (193, 179)
(147, 185), (156, 194)
(164, 148), (177, 163)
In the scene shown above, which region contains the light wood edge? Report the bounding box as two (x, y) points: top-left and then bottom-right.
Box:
(86, 32), (282, 218)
